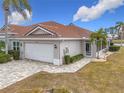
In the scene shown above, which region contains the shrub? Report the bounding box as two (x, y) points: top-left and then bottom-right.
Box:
(64, 55), (70, 64)
(0, 53), (11, 63)
(0, 51), (5, 54)
(13, 51), (20, 60)
(109, 46), (120, 52)
(110, 42), (114, 46)
(0, 41), (5, 51)
(8, 50), (20, 60)
(64, 54), (84, 64)
(70, 54), (84, 63)
(8, 50), (14, 56)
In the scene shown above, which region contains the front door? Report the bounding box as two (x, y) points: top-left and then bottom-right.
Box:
(86, 42), (91, 57)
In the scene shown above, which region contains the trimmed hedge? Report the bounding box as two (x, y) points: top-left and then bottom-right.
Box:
(110, 42), (114, 46)
(64, 55), (70, 64)
(70, 54), (84, 63)
(8, 50), (20, 60)
(0, 53), (11, 63)
(109, 46), (120, 52)
(64, 54), (84, 64)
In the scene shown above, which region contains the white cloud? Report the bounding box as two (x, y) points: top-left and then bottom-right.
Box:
(73, 0), (124, 22)
(8, 10), (32, 24)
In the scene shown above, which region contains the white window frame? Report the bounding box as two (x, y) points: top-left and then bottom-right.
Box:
(13, 41), (20, 51)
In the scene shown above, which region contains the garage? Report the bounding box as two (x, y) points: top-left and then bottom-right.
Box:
(25, 43), (54, 63)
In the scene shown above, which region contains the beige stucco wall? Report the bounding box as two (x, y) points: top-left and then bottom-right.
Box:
(9, 39), (88, 65)
(60, 40), (83, 63)
(10, 40), (61, 65)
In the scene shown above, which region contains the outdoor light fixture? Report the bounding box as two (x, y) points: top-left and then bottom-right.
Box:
(54, 44), (57, 49)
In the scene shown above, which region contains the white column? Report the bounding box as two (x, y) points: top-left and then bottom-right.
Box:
(101, 39), (102, 50)
(92, 40), (97, 58)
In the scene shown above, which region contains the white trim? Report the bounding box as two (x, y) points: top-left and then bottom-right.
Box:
(0, 32), (17, 35)
(9, 37), (90, 41)
(0, 25), (6, 32)
(25, 26), (55, 36)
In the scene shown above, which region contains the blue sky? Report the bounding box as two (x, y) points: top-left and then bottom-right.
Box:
(0, 0), (124, 31)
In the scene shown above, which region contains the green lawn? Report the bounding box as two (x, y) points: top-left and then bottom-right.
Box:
(1, 48), (124, 93)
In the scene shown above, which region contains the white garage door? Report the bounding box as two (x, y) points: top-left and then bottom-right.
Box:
(25, 43), (54, 63)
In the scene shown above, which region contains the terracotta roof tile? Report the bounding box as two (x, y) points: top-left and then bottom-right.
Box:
(0, 21), (92, 38)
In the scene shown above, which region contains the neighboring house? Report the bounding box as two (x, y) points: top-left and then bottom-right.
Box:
(119, 26), (124, 39)
(105, 28), (118, 40)
(107, 34), (118, 40)
(0, 21), (109, 65)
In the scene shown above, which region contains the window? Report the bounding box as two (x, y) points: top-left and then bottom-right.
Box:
(13, 41), (20, 51)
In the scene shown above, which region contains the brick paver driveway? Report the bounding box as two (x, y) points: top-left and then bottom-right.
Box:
(0, 58), (91, 89)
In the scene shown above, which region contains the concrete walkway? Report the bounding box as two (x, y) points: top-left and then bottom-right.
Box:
(0, 58), (91, 89)
(114, 43), (124, 46)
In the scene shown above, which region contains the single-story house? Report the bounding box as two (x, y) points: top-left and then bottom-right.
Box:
(0, 21), (109, 65)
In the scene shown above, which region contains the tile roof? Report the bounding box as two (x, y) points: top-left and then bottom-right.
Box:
(0, 21), (92, 38)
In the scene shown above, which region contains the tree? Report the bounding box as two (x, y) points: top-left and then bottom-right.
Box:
(2, 0), (32, 54)
(115, 22), (124, 46)
(90, 28), (107, 59)
(109, 27), (116, 39)
(115, 22), (124, 38)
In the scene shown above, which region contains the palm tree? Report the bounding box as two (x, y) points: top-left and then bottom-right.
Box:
(2, 0), (32, 54)
(109, 26), (116, 39)
(115, 22), (124, 46)
(90, 28), (107, 59)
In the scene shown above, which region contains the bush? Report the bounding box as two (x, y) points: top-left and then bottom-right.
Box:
(110, 42), (114, 46)
(0, 41), (5, 51)
(64, 54), (84, 64)
(8, 50), (20, 60)
(0, 53), (11, 63)
(0, 51), (5, 54)
(8, 50), (14, 55)
(70, 54), (84, 63)
(64, 55), (70, 64)
(109, 46), (120, 52)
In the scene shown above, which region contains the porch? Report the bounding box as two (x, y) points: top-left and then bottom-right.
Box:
(83, 40), (110, 58)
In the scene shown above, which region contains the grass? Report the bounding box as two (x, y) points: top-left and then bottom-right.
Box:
(53, 88), (70, 93)
(112, 39), (124, 43)
(1, 48), (124, 93)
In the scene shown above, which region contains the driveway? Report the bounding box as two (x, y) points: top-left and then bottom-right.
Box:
(0, 58), (91, 89)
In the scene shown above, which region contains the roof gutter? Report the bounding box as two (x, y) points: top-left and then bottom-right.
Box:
(9, 37), (89, 41)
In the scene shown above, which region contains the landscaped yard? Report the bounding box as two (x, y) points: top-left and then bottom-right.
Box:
(1, 48), (124, 93)
(112, 39), (124, 43)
